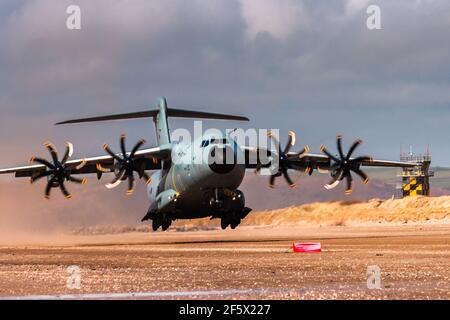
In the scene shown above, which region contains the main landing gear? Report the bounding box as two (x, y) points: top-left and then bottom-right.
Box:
(220, 207), (252, 230)
(142, 210), (172, 231)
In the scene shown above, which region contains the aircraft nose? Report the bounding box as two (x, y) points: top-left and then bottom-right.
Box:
(208, 145), (236, 174)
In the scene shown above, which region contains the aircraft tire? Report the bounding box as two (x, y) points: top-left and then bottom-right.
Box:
(162, 220), (171, 231)
(152, 218), (160, 231)
(230, 218), (240, 229)
(221, 218), (230, 230)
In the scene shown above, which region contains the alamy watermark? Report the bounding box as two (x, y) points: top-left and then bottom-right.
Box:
(66, 5), (81, 30)
(66, 265), (81, 290)
(366, 265), (382, 289)
(366, 5), (381, 30)
(170, 122), (281, 175)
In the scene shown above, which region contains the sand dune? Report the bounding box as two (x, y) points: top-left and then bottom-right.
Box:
(154, 195), (450, 232)
(243, 196), (450, 226)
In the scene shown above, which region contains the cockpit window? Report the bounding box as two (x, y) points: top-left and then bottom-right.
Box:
(210, 138), (228, 144)
(201, 138), (228, 148)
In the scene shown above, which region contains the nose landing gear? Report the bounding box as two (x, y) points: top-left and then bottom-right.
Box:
(142, 210), (173, 232)
(151, 214), (172, 231)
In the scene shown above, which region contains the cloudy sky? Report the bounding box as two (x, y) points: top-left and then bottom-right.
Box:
(1, 0), (450, 170)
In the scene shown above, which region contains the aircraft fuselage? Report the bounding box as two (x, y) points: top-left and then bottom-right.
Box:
(146, 131), (247, 220)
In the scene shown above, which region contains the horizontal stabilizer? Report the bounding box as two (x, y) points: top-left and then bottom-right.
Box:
(56, 108), (249, 125)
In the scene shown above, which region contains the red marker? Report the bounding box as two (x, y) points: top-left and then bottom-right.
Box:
(293, 242), (322, 253)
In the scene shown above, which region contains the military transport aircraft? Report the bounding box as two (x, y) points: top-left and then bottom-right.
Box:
(0, 97), (418, 231)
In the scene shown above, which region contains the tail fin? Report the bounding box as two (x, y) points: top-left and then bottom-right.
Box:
(155, 97), (171, 145)
(56, 97), (249, 146)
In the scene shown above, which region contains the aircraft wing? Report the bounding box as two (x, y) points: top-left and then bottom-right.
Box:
(243, 147), (419, 170)
(289, 153), (420, 170)
(0, 146), (167, 178)
(242, 135), (421, 192)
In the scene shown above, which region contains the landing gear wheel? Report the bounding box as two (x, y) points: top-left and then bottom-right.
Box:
(152, 218), (160, 231)
(230, 217), (241, 229)
(221, 218), (230, 230)
(162, 219), (171, 231)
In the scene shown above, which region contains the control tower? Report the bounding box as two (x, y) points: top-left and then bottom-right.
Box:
(398, 147), (433, 197)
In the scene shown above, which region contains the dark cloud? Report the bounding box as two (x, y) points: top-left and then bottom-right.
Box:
(1, 0), (449, 169)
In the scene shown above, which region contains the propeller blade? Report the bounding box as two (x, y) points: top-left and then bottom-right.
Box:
(59, 182), (72, 199)
(120, 133), (127, 156)
(142, 172), (152, 185)
(75, 159), (87, 170)
(353, 167), (369, 184)
(344, 175), (353, 195)
(283, 131), (296, 154)
(96, 163), (110, 173)
(30, 157), (54, 169)
(106, 179), (122, 190)
(103, 144), (122, 162)
(282, 171), (296, 188)
(346, 139), (362, 160)
(61, 142), (74, 164)
(30, 171), (52, 184)
(287, 145), (310, 160)
(267, 131), (281, 154)
(299, 145), (310, 158)
(269, 175), (276, 188)
(127, 175), (135, 195)
(336, 135), (345, 160)
(44, 142), (59, 164)
(68, 176), (87, 184)
(320, 144), (339, 163)
(130, 139), (146, 158)
(45, 178), (55, 199)
(324, 167), (342, 189)
(105, 169), (125, 189)
(324, 179), (340, 190)
(317, 165), (330, 174)
(304, 165), (313, 176)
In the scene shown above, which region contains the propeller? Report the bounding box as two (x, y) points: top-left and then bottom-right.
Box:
(255, 131), (310, 189)
(102, 134), (152, 195)
(30, 142), (87, 199)
(320, 135), (372, 194)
